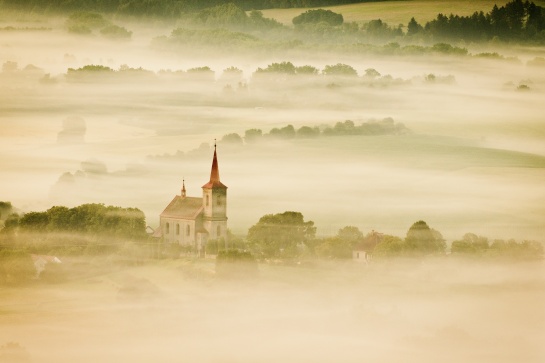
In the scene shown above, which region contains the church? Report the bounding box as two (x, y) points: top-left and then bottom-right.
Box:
(157, 144), (228, 254)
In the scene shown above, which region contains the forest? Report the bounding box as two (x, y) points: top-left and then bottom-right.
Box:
(2, 1), (545, 43)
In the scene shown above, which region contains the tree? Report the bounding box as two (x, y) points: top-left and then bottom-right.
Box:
(404, 220), (446, 256)
(407, 17), (423, 35)
(292, 9), (344, 27)
(100, 25), (132, 40)
(244, 129), (262, 143)
(255, 61), (296, 75)
(364, 68), (381, 79)
(295, 65), (319, 75)
(451, 233), (489, 255)
(372, 235), (404, 259)
(268, 125), (296, 139)
(315, 237), (352, 259)
(19, 212), (49, 232)
(296, 126), (320, 138)
(221, 133), (243, 145)
(336, 226), (363, 245)
(247, 211), (316, 259)
(65, 12), (109, 30)
(0, 202), (13, 220)
(323, 63), (358, 77)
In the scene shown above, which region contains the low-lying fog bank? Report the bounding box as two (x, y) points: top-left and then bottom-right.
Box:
(0, 258), (543, 363)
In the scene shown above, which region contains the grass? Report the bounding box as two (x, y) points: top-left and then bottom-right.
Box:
(259, 0), (521, 27)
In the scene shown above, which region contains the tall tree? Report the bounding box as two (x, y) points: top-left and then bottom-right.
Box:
(247, 211), (316, 258)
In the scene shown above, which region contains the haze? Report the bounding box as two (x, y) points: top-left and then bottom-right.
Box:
(0, 3), (544, 362)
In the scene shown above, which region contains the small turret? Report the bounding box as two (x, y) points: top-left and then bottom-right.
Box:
(181, 178), (186, 198)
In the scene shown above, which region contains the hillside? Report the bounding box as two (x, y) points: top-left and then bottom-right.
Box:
(259, 0), (543, 26)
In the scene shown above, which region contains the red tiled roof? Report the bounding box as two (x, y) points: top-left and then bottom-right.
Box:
(160, 196), (203, 219)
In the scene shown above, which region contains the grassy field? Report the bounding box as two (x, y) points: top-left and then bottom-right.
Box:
(259, 0), (530, 26)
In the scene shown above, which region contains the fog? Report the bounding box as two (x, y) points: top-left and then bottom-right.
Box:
(1, 6), (545, 362)
(1, 258), (544, 362)
(2, 22), (544, 239)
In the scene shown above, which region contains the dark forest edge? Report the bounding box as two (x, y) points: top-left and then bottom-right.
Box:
(2, 1), (545, 44)
(0, 0), (394, 14)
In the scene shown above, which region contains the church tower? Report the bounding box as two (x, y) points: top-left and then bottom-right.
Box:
(202, 143), (228, 241)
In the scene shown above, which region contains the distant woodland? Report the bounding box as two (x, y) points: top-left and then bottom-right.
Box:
(1, 0), (369, 13)
(2, 0), (545, 43)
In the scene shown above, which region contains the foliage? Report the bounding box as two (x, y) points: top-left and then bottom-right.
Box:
(315, 237), (352, 259)
(221, 133), (244, 145)
(247, 211), (316, 259)
(362, 19), (402, 39)
(244, 129), (263, 143)
(373, 221), (445, 259)
(292, 9), (344, 26)
(372, 235), (405, 259)
(16, 204), (147, 239)
(1, 213), (20, 235)
(0, 201), (13, 220)
(295, 65), (319, 75)
(66, 12), (109, 30)
(405, 220), (446, 256)
(452, 234), (544, 260)
(422, 0), (545, 43)
(255, 61), (296, 75)
(407, 17), (423, 36)
(296, 126), (320, 138)
(268, 125), (296, 139)
(155, 27), (261, 50)
(336, 226), (363, 244)
(196, 3), (248, 27)
(100, 25), (132, 40)
(451, 233), (489, 255)
(322, 118), (408, 136)
(322, 63), (357, 76)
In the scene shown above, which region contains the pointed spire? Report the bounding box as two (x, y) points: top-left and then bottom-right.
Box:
(202, 141), (227, 189)
(210, 140), (220, 183)
(181, 178), (186, 198)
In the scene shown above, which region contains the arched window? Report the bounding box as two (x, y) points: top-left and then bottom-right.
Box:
(176, 224), (180, 235)
(206, 195), (209, 206)
(165, 222), (170, 234)
(217, 225), (221, 237)
(186, 225), (190, 236)
(217, 196), (221, 206)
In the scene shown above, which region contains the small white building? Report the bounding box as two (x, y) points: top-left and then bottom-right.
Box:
(353, 231), (384, 263)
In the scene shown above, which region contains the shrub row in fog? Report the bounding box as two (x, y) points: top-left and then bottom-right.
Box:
(220, 119), (410, 146)
(2, 203), (147, 239)
(66, 12), (132, 39)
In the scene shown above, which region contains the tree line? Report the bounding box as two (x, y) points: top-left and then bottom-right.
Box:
(1, 201), (543, 284)
(1, 0), (362, 16)
(234, 212), (544, 261)
(409, 0), (545, 43)
(220, 118), (409, 145)
(4, 1), (544, 44)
